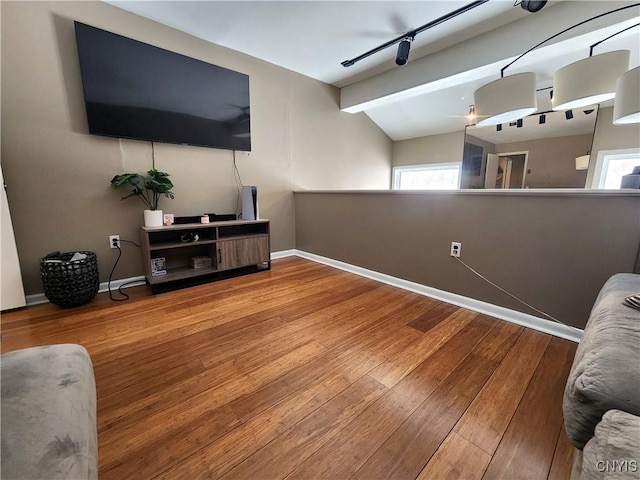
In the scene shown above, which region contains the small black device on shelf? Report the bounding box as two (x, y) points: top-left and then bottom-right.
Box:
(173, 214), (237, 225)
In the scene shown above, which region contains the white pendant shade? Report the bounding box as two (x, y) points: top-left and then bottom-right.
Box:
(575, 154), (590, 170)
(474, 73), (537, 127)
(613, 66), (640, 125)
(552, 50), (630, 111)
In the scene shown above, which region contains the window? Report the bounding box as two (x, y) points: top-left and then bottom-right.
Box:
(592, 149), (640, 189)
(393, 163), (461, 190)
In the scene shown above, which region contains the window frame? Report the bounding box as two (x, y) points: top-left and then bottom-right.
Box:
(392, 162), (462, 191)
(591, 148), (640, 189)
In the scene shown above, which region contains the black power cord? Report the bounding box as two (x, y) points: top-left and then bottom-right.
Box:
(108, 240), (143, 302)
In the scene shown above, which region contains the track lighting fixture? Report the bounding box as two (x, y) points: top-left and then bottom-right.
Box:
(516, 119), (523, 128)
(539, 114), (546, 124)
(520, 0), (547, 13)
(396, 37), (412, 66)
(565, 110), (574, 120)
(341, 0), (488, 68)
(496, 124), (502, 132)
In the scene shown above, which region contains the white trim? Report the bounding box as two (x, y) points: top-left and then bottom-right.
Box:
(25, 249), (584, 343)
(292, 250), (582, 343)
(26, 276), (146, 307)
(271, 249), (296, 259)
(293, 189), (640, 196)
(497, 151), (529, 188)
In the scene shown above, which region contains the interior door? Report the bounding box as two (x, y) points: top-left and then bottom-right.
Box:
(1, 165), (26, 310)
(484, 154), (500, 188)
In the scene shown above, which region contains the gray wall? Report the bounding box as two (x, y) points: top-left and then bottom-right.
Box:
(393, 131), (465, 168)
(495, 134), (592, 188)
(1, 1), (391, 294)
(294, 191), (640, 329)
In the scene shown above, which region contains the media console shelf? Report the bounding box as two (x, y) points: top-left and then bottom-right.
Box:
(140, 219), (270, 293)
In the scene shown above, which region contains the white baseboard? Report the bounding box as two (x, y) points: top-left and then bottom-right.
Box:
(26, 249), (582, 343)
(26, 276), (147, 307)
(292, 250), (583, 343)
(271, 249), (296, 259)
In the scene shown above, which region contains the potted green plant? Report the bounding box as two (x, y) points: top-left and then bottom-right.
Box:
(111, 169), (175, 227)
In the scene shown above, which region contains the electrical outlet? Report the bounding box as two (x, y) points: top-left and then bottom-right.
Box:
(109, 235), (120, 249)
(450, 242), (461, 258)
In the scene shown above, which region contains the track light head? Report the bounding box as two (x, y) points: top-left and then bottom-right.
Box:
(516, 118), (523, 128)
(539, 114), (546, 124)
(565, 109), (574, 120)
(520, 0), (547, 13)
(396, 38), (412, 66)
(496, 124), (503, 132)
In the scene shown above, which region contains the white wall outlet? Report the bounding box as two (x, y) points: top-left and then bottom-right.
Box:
(450, 242), (461, 258)
(109, 235), (120, 249)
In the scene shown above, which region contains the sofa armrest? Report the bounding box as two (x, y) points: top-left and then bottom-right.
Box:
(1, 344), (98, 480)
(563, 273), (640, 449)
(580, 410), (640, 480)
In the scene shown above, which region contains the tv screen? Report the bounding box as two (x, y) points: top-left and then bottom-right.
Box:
(74, 22), (251, 151)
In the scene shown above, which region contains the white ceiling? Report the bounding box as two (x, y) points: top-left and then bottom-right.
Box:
(106, 0), (640, 142)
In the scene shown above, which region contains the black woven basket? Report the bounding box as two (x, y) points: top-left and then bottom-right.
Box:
(40, 251), (99, 308)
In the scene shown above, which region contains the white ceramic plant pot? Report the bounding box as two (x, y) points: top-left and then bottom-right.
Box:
(144, 209), (163, 227)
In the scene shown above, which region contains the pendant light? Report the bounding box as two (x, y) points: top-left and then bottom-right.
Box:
(552, 50), (630, 111)
(474, 73), (537, 127)
(613, 66), (640, 125)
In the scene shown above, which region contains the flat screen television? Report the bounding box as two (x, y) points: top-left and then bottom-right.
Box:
(74, 21), (251, 151)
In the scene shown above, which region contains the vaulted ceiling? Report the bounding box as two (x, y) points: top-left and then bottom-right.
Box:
(107, 1), (640, 142)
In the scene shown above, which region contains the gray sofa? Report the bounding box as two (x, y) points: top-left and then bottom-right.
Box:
(563, 273), (640, 479)
(1, 344), (98, 480)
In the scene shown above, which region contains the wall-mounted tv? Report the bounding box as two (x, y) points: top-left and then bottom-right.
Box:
(74, 22), (251, 151)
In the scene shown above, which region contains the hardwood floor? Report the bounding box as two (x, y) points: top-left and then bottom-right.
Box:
(1, 256), (578, 479)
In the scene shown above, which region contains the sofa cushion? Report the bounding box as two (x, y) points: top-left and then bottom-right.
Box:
(563, 273), (640, 449)
(581, 410), (640, 479)
(1, 344), (97, 480)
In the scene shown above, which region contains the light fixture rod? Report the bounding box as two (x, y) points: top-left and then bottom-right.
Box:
(589, 22), (640, 56)
(341, 0), (488, 67)
(500, 2), (640, 77)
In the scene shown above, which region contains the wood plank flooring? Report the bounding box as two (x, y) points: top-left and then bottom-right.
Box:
(1, 256), (578, 479)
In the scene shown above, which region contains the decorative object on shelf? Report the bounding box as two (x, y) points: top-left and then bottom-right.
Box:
(110, 169), (175, 227)
(163, 213), (174, 226)
(200, 215), (210, 224)
(151, 257), (166, 276)
(40, 251), (99, 307)
(191, 256), (212, 269)
(180, 232), (199, 243)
